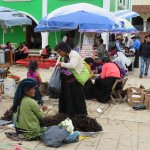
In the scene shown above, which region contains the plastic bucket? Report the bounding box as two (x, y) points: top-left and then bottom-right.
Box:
(0, 50), (5, 64)
(4, 78), (16, 97)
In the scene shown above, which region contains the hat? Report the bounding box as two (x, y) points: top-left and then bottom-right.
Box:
(131, 36), (137, 39)
(116, 36), (123, 40)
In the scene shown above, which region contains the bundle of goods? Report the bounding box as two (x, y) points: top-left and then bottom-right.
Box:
(1, 106), (13, 121)
(42, 114), (102, 132)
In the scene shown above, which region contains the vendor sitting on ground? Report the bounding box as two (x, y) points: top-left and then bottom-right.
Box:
(13, 78), (44, 139)
(14, 43), (23, 61)
(84, 57), (95, 100)
(41, 45), (51, 59)
(94, 57), (121, 103)
(20, 42), (29, 59)
(5, 41), (12, 50)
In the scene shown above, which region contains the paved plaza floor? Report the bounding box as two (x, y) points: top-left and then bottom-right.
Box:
(0, 66), (150, 150)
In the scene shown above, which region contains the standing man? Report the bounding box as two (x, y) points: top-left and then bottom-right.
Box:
(131, 36), (141, 68)
(139, 35), (150, 78)
(115, 36), (123, 51)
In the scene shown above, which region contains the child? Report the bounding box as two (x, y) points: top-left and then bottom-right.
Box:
(84, 57), (95, 100)
(27, 60), (43, 105)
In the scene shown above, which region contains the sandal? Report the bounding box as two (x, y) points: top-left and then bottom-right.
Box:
(5, 132), (21, 141)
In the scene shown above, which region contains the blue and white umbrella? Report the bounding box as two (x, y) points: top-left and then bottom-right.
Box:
(110, 17), (139, 33)
(113, 10), (139, 19)
(0, 6), (32, 44)
(35, 3), (120, 32)
(0, 6), (32, 27)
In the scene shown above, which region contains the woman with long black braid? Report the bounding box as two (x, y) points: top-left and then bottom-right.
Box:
(13, 78), (44, 138)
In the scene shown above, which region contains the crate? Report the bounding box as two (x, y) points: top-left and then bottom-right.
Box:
(127, 87), (144, 107)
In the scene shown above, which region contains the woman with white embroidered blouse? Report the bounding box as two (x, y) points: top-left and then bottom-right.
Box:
(55, 42), (89, 116)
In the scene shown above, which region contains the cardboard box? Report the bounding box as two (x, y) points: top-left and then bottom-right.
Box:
(127, 95), (143, 107)
(127, 87), (144, 107)
(141, 89), (150, 109)
(127, 99), (143, 107)
(144, 93), (150, 109)
(127, 87), (141, 95)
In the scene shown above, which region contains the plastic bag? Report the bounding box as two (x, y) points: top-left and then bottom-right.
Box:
(41, 126), (79, 148)
(41, 126), (68, 148)
(48, 67), (61, 99)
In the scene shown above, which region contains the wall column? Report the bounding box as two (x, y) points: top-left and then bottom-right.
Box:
(41, 0), (48, 48)
(102, 0), (110, 50)
(143, 19), (147, 32)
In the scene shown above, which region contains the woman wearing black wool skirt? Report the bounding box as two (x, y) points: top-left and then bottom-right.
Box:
(55, 42), (89, 116)
(94, 57), (121, 103)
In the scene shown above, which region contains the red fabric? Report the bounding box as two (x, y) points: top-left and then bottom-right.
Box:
(15, 59), (56, 68)
(41, 48), (47, 55)
(101, 63), (121, 79)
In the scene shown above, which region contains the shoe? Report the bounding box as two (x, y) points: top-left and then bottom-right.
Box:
(144, 73), (148, 77)
(139, 75), (142, 78)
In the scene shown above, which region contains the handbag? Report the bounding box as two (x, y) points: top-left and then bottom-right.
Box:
(70, 62), (90, 85)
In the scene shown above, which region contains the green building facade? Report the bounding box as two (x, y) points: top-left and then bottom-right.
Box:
(0, 0), (131, 49)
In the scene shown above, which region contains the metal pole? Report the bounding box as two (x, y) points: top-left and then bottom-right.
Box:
(55, 31), (57, 45)
(2, 28), (4, 45)
(79, 32), (82, 53)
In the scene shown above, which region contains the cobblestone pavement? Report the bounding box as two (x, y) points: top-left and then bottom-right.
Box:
(0, 66), (149, 150)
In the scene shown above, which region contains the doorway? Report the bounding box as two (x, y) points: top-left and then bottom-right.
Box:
(26, 19), (42, 49)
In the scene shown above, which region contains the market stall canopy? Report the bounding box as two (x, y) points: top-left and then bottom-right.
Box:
(113, 10), (139, 19)
(34, 3), (120, 32)
(0, 6), (32, 27)
(110, 17), (138, 33)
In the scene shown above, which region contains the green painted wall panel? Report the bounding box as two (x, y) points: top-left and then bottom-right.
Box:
(0, 26), (26, 45)
(110, 0), (116, 12)
(48, 0), (103, 13)
(0, 0), (42, 46)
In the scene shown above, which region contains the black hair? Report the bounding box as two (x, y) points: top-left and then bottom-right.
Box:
(102, 57), (110, 63)
(28, 60), (38, 76)
(45, 45), (50, 49)
(6, 41), (10, 46)
(19, 43), (23, 48)
(54, 41), (71, 53)
(14, 84), (35, 122)
(99, 39), (103, 44)
(23, 42), (27, 46)
(125, 47), (129, 50)
(84, 57), (94, 64)
(131, 36), (137, 39)
(111, 46), (117, 50)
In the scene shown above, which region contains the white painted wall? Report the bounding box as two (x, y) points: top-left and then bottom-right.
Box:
(132, 0), (150, 5)
(41, 0), (48, 48)
(102, 0), (110, 50)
